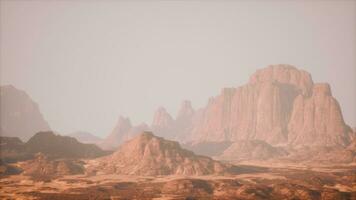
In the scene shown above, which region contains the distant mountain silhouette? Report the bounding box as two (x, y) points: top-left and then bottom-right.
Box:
(0, 85), (50, 141)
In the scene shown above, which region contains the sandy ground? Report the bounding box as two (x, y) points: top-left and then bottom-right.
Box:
(1, 163), (355, 200)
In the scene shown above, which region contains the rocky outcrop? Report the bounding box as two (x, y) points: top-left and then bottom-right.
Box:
(100, 116), (149, 150)
(0, 136), (31, 163)
(87, 132), (228, 176)
(190, 65), (354, 147)
(151, 107), (175, 139)
(100, 116), (132, 150)
(288, 83), (353, 147)
(175, 101), (195, 141)
(20, 153), (84, 181)
(0, 85), (50, 141)
(26, 131), (107, 159)
(219, 140), (288, 161)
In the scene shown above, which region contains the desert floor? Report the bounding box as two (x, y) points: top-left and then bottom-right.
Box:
(0, 162), (355, 200)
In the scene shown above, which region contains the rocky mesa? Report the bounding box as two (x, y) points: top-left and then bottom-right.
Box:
(87, 132), (229, 176)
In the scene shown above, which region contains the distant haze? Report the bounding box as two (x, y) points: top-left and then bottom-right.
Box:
(1, 1), (355, 137)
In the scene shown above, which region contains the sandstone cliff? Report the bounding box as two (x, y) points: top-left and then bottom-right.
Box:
(190, 65), (354, 147)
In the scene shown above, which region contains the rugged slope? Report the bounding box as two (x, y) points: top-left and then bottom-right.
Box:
(0, 85), (50, 141)
(26, 131), (107, 159)
(87, 132), (228, 176)
(20, 153), (84, 181)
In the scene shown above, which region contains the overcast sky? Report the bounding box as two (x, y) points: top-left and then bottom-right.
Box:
(1, 0), (355, 137)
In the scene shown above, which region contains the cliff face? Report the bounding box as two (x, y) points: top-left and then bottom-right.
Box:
(189, 65), (354, 147)
(103, 64), (353, 151)
(0, 85), (50, 141)
(288, 83), (352, 147)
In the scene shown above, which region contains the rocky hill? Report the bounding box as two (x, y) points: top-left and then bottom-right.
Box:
(87, 132), (229, 176)
(0, 85), (50, 141)
(26, 131), (107, 159)
(20, 153), (84, 181)
(0, 136), (31, 163)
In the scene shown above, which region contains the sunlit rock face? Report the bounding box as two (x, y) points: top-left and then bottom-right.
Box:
(88, 132), (228, 176)
(189, 64), (354, 147)
(102, 64), (354, 152)
(288, 83), (353, 147)
(0, 85), (50, 141)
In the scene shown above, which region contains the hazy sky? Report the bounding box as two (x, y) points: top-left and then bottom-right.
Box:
(1, 1), (355, 137)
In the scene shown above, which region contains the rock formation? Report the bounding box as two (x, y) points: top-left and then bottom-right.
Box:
(26, 131), (107, 159)
(100, 116), (149, 150)
(287, 83), (353, 147)
(175, 100), (195, 141)
(0, 85), (50, 141)
(0, 136), (30, 163)
(20, 153), (84, 181)
(151, 107), (175, 139)
(189, 65), (354, 147)
(87, 132), (228, 176)
(103, 64), (354, 162)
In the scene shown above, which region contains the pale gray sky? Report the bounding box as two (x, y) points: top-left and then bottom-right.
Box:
(1, 0), (355, 137)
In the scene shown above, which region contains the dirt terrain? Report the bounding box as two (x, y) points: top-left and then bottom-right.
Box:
(1, 163), (355, 200)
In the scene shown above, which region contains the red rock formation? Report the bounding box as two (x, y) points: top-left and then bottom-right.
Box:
(100, 116), (132, 150)
(0, 85), (50, 141)
(20, 153), (84, 180)
(151, 107), (175, 139)
(152, 107), (174, 128)
(175, 100), (195, 141)
(87, 132), (228, 176)
(288, 83), (353, 146)
(190, 64), (354, 147)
